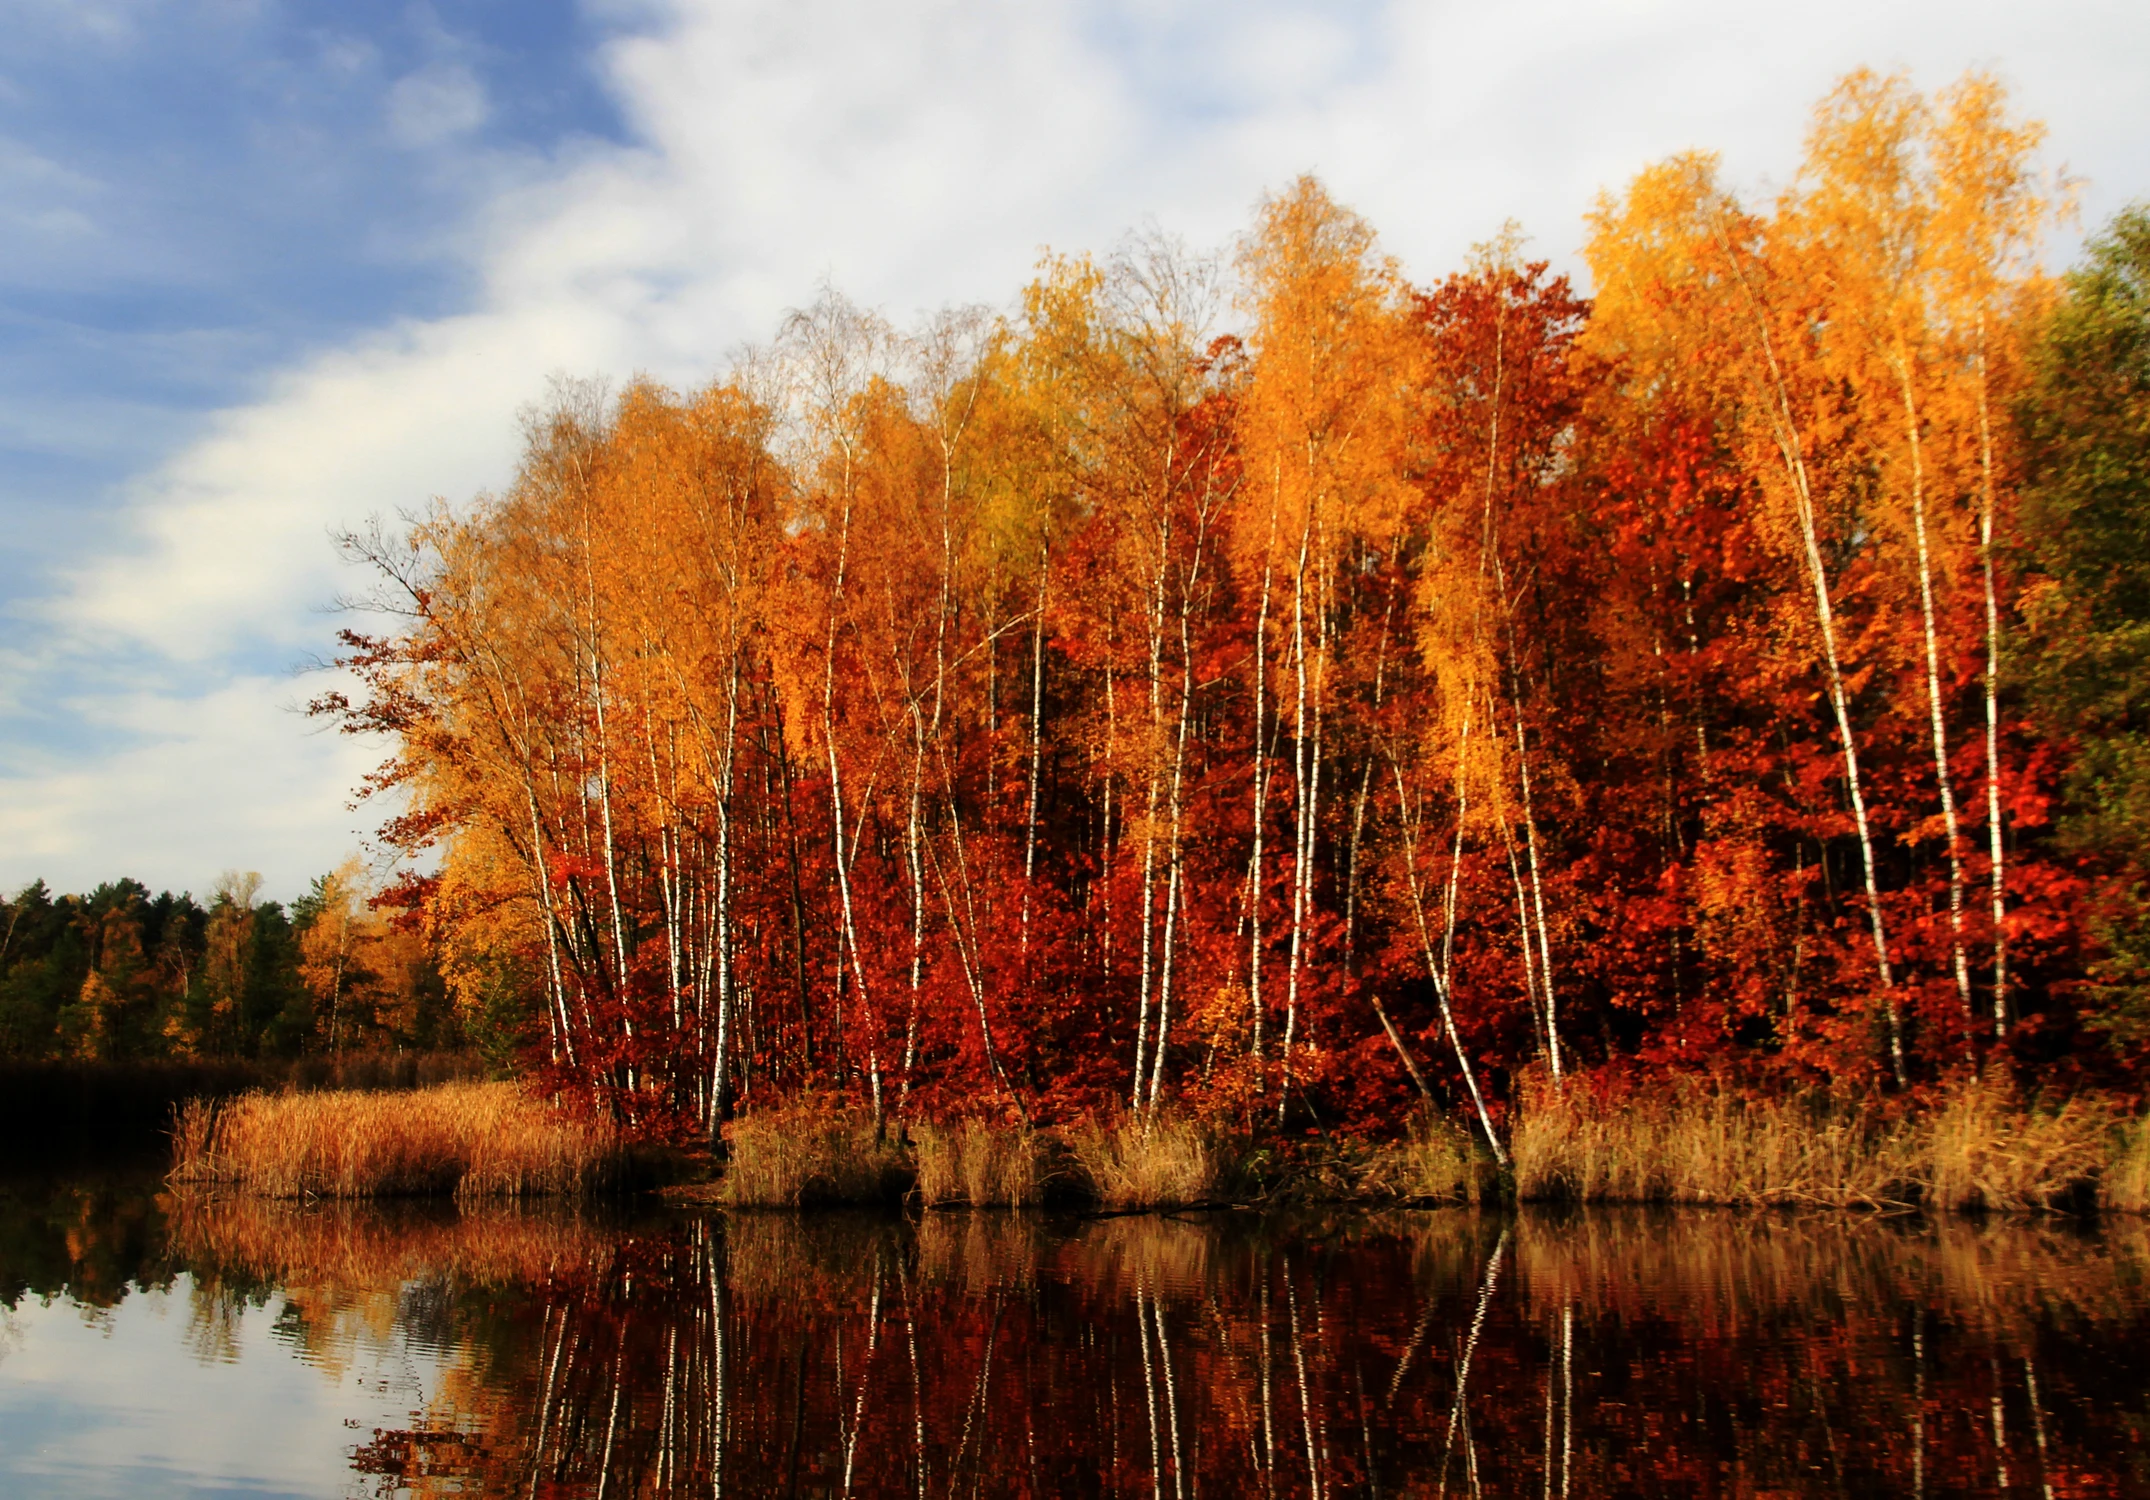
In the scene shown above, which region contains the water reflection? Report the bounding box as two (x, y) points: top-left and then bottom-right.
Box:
(2, 1177), (2147, 1497)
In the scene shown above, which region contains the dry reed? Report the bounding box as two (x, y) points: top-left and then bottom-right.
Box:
(1357, 1113), (1494, 1203)
(1923, 1083), (2113, 1211)
(1513, 1084), (1916, 1208)
(1513, 1077), (2131, 1211)
(169, 1082), (620, 1200)
(1064, 1112), (1221, 1210)
(913, 1119), (1046, 1208)
(2106, 1115), (2150, 1213)
(719, 1105), (909, 1206)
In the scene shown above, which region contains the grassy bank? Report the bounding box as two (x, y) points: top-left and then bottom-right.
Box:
(170, 1082), (620, 1200)
(717, 1106), (910, 1207)
(712, 1108), (1245, 1209)
(713, 1105), (1497, 1211)
(156, 1075), (2150, 1214)
(710, 1081), (2150, 1215)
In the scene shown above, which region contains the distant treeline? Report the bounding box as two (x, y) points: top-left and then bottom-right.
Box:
(0, 868), (473, 1063)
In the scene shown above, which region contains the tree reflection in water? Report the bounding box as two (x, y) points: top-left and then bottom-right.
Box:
(144, 1199), (2150, 1496)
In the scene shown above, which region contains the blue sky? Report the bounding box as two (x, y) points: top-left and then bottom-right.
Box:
(2, 0), (2147, 901)
(2, 1), (627, 594)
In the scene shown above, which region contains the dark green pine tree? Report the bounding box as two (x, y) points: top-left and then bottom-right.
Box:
(0, 882), (73, 1056)
(242, 902), (313, 1057)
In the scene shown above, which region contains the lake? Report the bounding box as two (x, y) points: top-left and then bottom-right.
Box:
(1, 1174), (2145, 1496)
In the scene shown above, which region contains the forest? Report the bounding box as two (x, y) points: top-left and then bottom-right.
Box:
(0, 866), (464, 1064)
(14, 70), (2148, 1154)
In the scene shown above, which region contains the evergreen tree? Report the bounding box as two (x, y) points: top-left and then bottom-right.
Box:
(2022, 204), (2150, 1043)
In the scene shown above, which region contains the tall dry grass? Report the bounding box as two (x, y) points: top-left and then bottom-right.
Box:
(1513, 1084), (1915, 1208)
(1356, 1113), (1496, 1203)
(1064, 1112), (1222, 1210)
(913, 1119), (1045, 1208)
(719, 1106), (909, 1206)
(1513, 1078), (2132, 1212)
(2106, 1116), (2150, 1213)
(169, 1082), (619, 1200)
(1923, 1083), (2113, 1212)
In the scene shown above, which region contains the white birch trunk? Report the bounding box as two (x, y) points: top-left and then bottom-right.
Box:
(821, 494), (881, 1118)
(1021, 548), (1048, 954)
(1897, 357), (1974, 1014)
(1719, 227), (1904, 1083)
(1389, 716), (1507, 1165)
(1975, 322), (2009, 1036)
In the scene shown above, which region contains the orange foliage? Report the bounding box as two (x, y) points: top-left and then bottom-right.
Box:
(319, 71), (2123, 1150)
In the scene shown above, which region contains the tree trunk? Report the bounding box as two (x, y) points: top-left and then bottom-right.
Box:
(1389, 717), (1507, 1166)
(1976, 320), (2009, 1036)
(1897, 355), (1974, 1015)
(1280, 514), (1317, 1120)
(822, 492), (881, 1118)
(1248, 473), (1281, 1070)
(1719, 225), (1904, 1083)
(1021, 546), (1049, 955)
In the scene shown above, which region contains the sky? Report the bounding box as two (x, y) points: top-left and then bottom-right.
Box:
(0, 1274), (476, 1494)
(1, 0), (2146, 904)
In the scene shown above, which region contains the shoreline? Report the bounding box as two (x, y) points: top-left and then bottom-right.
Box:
(145, 1075), (2150, 1218)
(155, 1076), (2149, 1218)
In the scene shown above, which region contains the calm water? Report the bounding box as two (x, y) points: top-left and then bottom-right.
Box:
(1, 1176), (2146, 1496)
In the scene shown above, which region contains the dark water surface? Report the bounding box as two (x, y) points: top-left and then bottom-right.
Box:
(2, 1176), (2147, 1496)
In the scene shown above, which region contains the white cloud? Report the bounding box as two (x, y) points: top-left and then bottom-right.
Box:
(0, 136), (103, 251)
(9, 0), (156, 46)
(55, 301), (630, 663)
(386, 61), (490, 148)
(0, 1278), (465, 1494)
(0, 674), (382, 899)
(0, 136), (100, 194)
(4, 0), (2148, 896)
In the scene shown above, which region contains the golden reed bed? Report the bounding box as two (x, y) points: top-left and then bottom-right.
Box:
(720, 1106), (1492, 1210)
(718, 1080), (2150, 1214)
(1511, 1078), (2150, 1212)
(170, 1081), (620, 1200)
(170, 1075), (2148, 1213)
